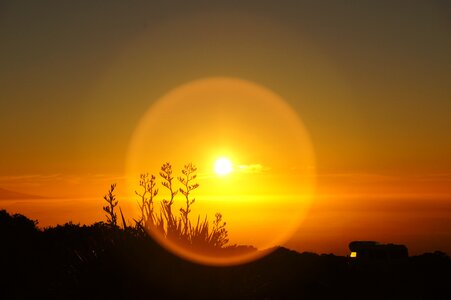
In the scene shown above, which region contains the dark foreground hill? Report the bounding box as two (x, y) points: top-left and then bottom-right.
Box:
(1, 209), (450, 300)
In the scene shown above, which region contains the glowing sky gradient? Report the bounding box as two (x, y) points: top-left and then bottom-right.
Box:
(1, 1), (450, 255)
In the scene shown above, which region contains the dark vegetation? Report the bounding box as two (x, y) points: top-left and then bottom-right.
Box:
(1, 163), (450, 299)
(1, 209), (451, 299)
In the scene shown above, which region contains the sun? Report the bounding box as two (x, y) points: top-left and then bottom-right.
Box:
(214, 157), (233, 175)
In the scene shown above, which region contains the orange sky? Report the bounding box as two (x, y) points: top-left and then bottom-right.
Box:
(1, 1), (450, 256)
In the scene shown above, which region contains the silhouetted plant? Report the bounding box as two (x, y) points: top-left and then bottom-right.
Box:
(211, 213), (229, 247)
(133, 162), (230, 252)
(178, 163), (199, 236)
(135, 173), (159, 228)
(119, 207), (128, 229)
(100, 163), (230, 251)
(159, 162), (185, 242)
(103, 184), (118, 227)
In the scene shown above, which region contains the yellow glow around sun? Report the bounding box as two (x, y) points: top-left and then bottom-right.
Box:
(214, 158), (233, 175)
(126, 77), (316, 266)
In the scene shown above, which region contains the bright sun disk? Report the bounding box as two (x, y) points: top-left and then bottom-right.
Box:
(214, 158), (233, 175)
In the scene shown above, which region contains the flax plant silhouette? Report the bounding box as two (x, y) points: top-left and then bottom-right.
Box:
(136, 162), (229, 252)
(108, 162), (230, 254)
(102, 162), (257, 256)
(103, 184), (118, 227)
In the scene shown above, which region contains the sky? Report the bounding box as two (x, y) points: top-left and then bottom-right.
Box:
(1, 1), (451, 256)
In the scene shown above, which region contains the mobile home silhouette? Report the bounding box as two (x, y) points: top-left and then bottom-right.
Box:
(349, 241), (408, 260)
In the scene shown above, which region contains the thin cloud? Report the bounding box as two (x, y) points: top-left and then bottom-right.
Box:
(0, 174), (63, 182)
(0, 173), (126, 187)
(318, 172), (451, 182)
(237, 164), (267, 173)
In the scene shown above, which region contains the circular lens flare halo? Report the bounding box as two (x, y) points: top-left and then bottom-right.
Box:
(126, 77), (316, 266)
